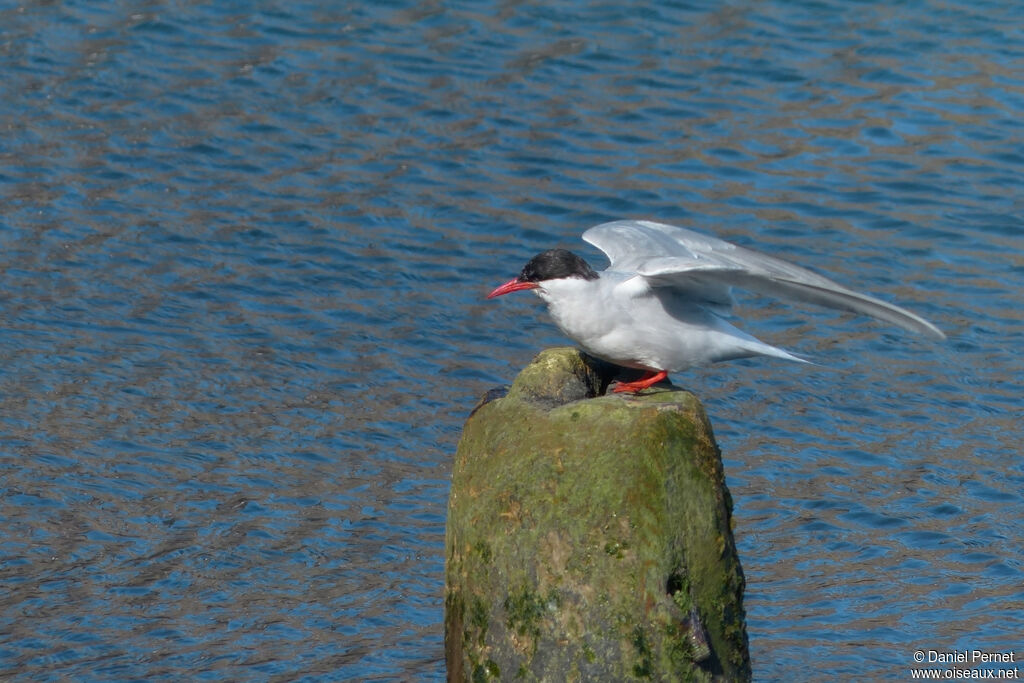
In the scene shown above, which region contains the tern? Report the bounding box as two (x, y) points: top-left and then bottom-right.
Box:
(487, 220), (944, 393)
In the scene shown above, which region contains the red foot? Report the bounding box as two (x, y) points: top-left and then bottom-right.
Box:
(612, 370), (668, 394)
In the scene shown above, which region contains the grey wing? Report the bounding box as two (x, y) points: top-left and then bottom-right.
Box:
(582, 219), (739, 305)
(582, 219), (736, 272)
(582, 220), (945, 340)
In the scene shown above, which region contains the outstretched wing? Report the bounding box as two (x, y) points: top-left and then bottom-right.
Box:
(582, 219), (945, 340)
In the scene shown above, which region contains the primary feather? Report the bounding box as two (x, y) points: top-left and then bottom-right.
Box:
(583, 220), (945, 340)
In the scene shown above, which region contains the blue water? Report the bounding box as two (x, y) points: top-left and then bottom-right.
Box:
(1, 1), (1021, 680)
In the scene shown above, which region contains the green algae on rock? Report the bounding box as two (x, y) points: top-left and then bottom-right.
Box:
(445, 348), (750, 682)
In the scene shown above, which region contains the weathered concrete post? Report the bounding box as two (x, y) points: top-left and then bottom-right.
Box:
(445, 348), (750, 682)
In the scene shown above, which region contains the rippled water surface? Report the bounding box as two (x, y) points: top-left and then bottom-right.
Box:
(2, 1), (1022, 680)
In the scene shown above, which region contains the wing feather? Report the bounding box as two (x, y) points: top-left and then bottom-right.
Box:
(583, 220), (945, 340)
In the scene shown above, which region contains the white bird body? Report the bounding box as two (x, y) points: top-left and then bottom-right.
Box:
(536, 273), (806, 372)
(488, 219), (943, 392)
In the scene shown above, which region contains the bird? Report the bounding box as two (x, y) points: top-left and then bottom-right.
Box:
(486, 219), (944, 393)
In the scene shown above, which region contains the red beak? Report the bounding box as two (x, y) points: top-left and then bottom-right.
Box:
(486, 278), (540, 299)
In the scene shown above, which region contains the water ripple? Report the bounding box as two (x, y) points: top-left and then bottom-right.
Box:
(1, 0), (1022, 680)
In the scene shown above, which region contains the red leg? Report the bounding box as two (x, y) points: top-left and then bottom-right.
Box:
(612, 370), (668, 394)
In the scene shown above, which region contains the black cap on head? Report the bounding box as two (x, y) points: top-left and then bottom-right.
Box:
(519, 249), (599, 283)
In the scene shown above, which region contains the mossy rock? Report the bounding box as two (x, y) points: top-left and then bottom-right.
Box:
(445, 348), (750, 682)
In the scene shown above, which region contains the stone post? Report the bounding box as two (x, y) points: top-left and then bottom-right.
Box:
(445, 348), (750, 682)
